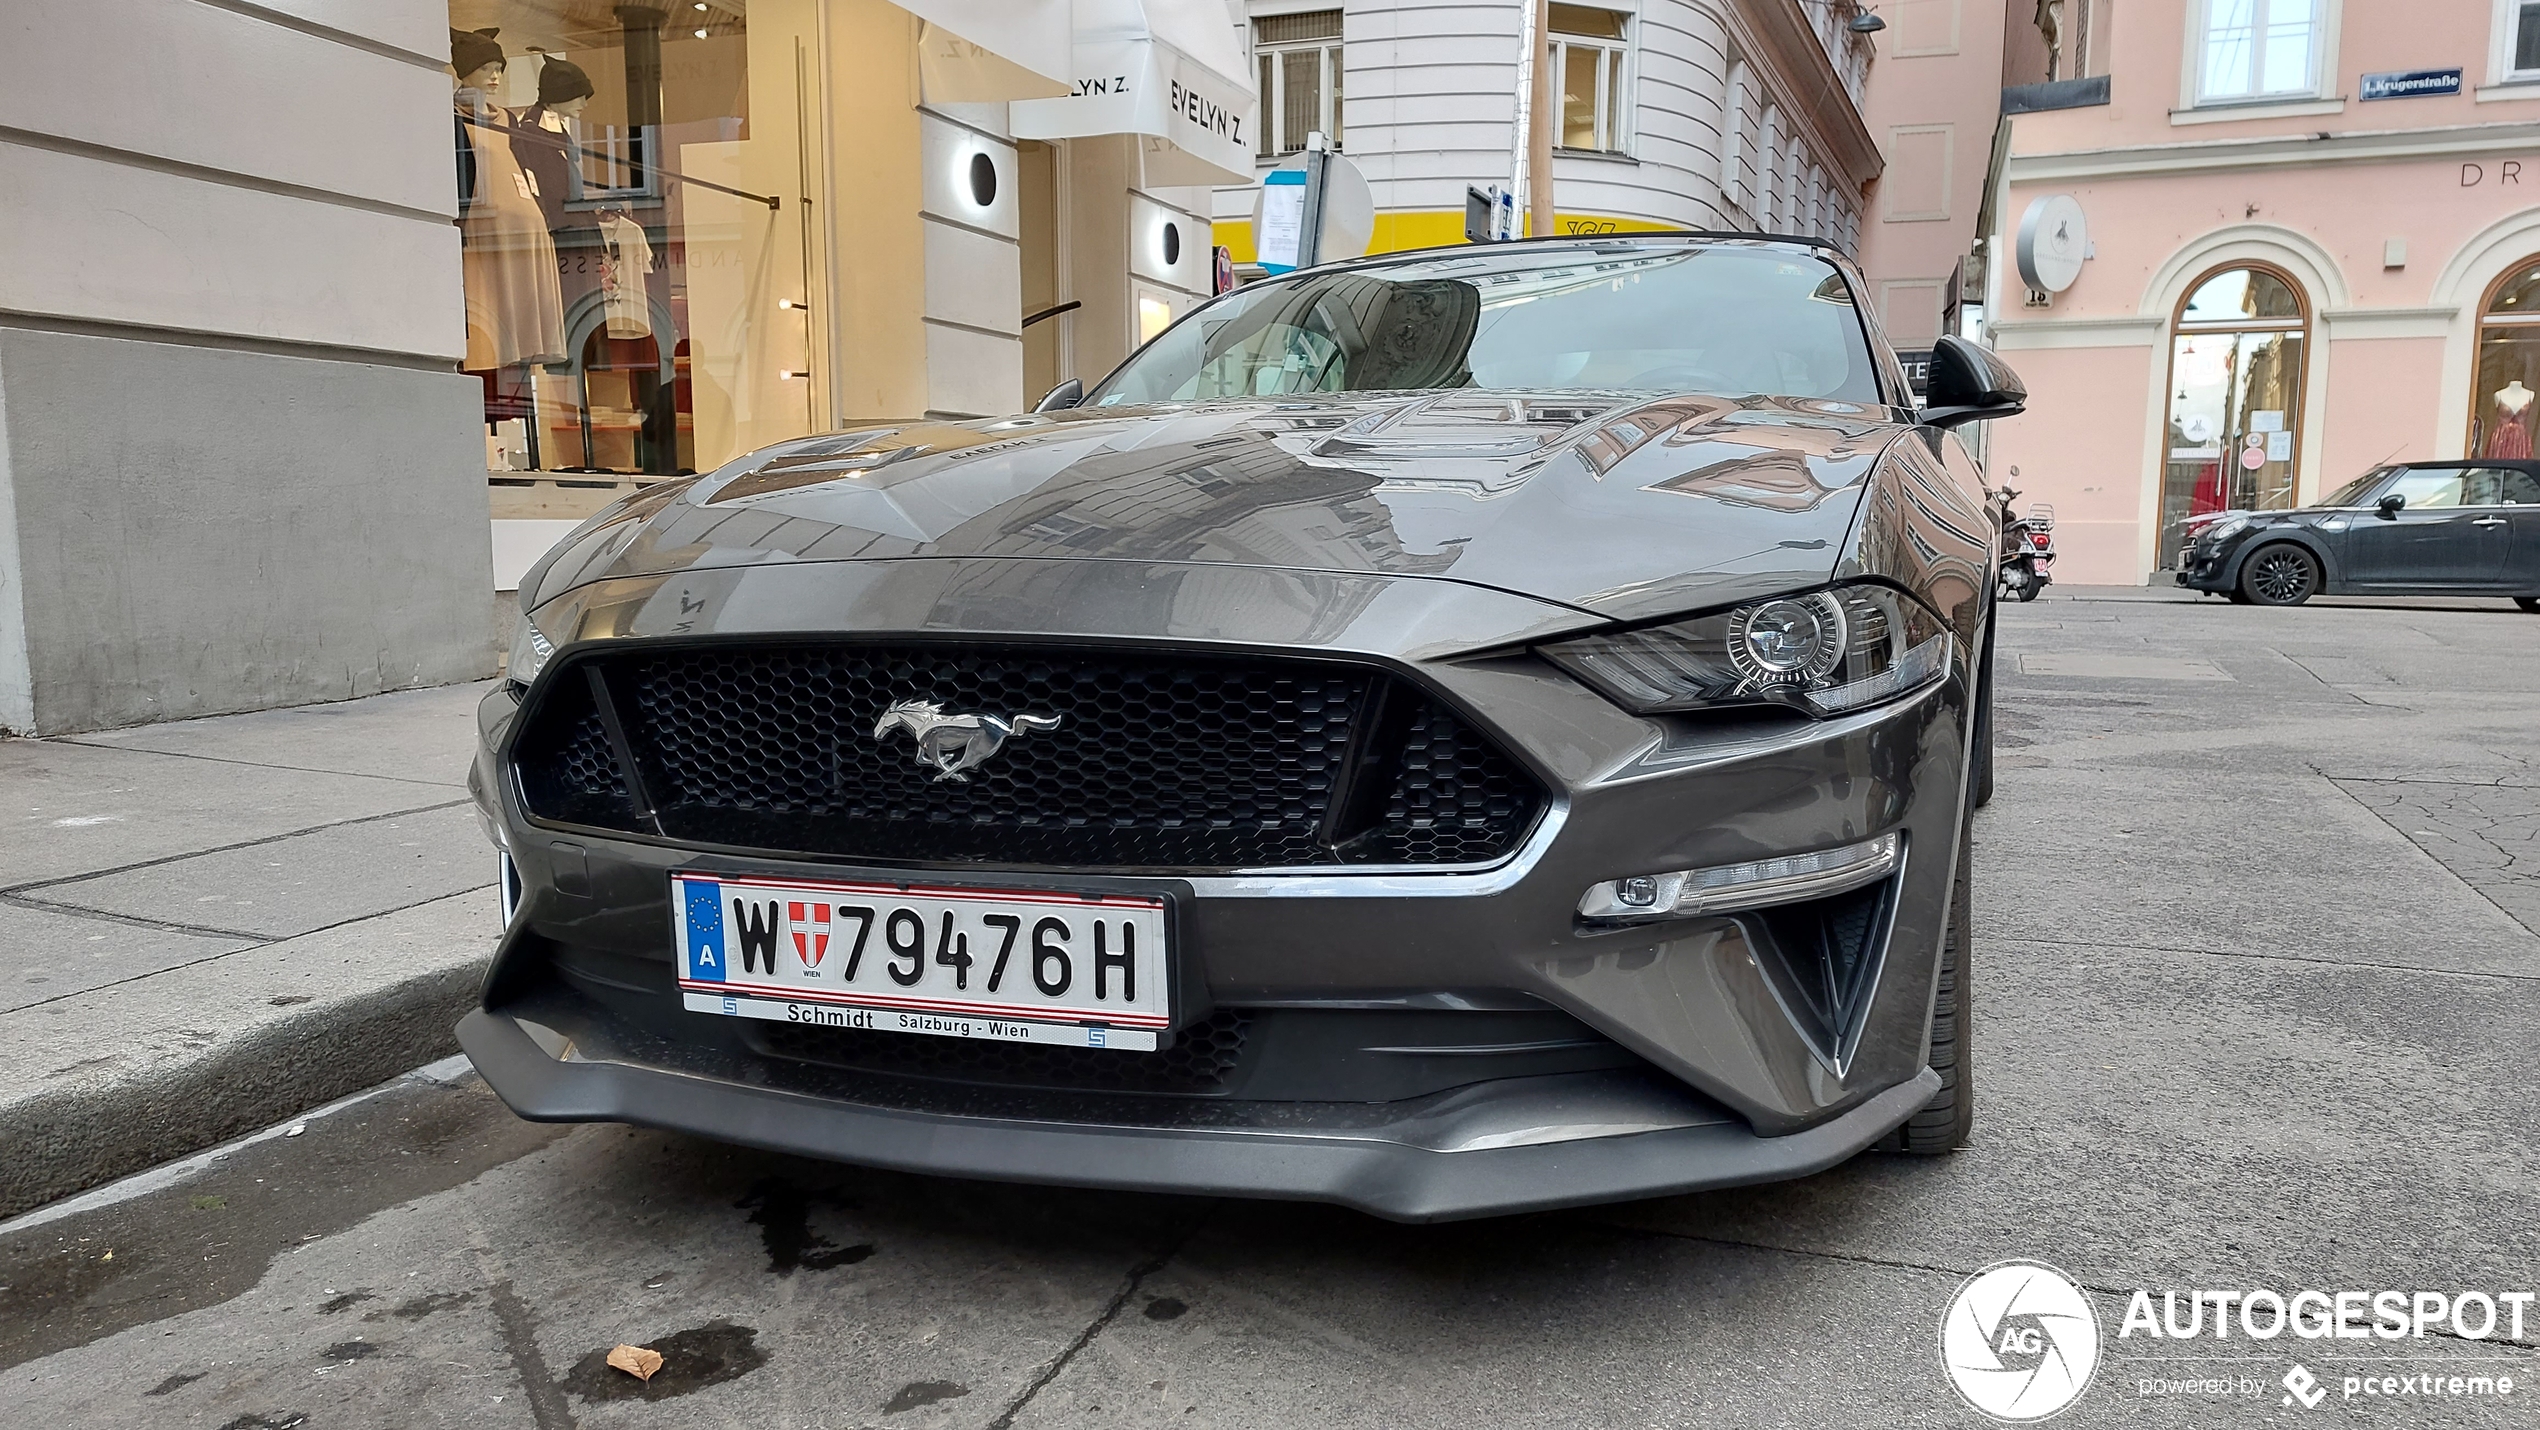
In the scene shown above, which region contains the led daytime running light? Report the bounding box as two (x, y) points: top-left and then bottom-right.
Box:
(1579, 833), (1902, 921)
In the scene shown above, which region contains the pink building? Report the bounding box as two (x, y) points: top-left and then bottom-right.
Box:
(1979, 0), (2540, 583)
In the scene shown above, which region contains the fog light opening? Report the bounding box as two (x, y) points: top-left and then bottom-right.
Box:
(1578, 832), (1901, 921)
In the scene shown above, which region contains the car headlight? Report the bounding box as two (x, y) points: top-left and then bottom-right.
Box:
(507, 611), (557, 688)
(1540, 584), (1953, 718)
(2205, 516), (2250, 543)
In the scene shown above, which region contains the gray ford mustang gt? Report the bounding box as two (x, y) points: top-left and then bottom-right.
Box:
(460, 235), (2024, 1221)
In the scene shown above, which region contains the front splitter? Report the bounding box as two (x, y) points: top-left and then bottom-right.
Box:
(458, 1009), (1940, 1222)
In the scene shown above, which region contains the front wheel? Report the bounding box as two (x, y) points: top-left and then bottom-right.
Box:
(2239, 543), (2321, 606)
(1894, 816), (1974, 1155)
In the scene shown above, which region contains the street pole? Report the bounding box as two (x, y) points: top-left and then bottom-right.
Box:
(1298, 131), (1330, 268)
(1529, 0), (1553, 237)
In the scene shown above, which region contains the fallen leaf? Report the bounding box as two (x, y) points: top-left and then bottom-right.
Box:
(607, 1344), (664, 1382)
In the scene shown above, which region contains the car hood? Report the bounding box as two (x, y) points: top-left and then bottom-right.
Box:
(524, 390), (1906, 624)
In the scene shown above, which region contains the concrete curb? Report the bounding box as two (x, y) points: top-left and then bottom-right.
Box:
(0, 890), (496, 1220)
(0, 969), (479, 1220)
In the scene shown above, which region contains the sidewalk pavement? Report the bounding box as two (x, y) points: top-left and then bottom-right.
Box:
(0, 683), (499, 1217)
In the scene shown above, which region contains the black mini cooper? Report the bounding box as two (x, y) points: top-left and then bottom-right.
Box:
(2178, 460), (2540, 608)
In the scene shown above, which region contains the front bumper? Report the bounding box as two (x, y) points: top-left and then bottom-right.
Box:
(459, 1006), (1939, 1221)
(466, 562), (1974, 1218)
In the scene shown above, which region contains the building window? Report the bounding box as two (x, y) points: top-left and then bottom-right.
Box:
(1551, 4), (1629, 153)
(446, 5), (814, 479)
(2158, 266), (2309, 565)
(2195, 0), (2322, 103)
(2505, 0), (2540, 80)
(2469, 259), (2540, 457)
(1722, 56), (1753, 210)
(1255, 11), (1342, 157)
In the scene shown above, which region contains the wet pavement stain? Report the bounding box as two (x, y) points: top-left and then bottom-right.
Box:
(1143, 1296), (1187, 1321)
(735, 1178), (873, 1275)
(883, 1380), (970, 1413)
(366, 1289), (475, 1322)
(143, 1371), (205, 1396)
(215, 1415), (306, 1430)
(315, 1291), (375, 1315)
(319, 1340), (377, 1361)
(560, 1320), (767, 1403)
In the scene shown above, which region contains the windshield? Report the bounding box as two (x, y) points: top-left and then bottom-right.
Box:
(2320, 466), (2397, 508)
(1088, 243), (1886, 407)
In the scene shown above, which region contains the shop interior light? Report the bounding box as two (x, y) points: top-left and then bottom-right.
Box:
(779, 369), (808, 380)
(1578, 833), (1900, 921)
(694, 27), (709, 38)
(777, 298), (807, 311)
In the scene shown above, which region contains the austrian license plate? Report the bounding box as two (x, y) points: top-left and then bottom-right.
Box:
(672, 872), (1171, 1051)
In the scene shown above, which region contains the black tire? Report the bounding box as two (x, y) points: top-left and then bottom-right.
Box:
(2518, 596), (2539, 613)
(2239, 543), (2320, 605)
(1896, 816), (1974, 1155)
(1970, 615), (1996, 810)
(2013, 579), (2041, 602)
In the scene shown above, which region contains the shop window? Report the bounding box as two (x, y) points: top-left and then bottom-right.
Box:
(2194, 0), (2321, 103)
(1255, 11), (1342, 157)
(2157, 266), (2309, 567)
(2507, 1), (2540, 81)
(1550, 5), (1629, 153)
(449, 3), (812, 478)
(2470, 259), (2540, 458)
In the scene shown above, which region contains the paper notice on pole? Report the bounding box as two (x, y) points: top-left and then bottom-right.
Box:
(2250, 410), (2285, 433)
(1257, 171), (1307, 272)
(2265, 429), (2293, 462)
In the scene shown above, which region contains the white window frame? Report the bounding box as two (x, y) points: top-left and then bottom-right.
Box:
(2494, 0), (2540, 85)
(1549, 5), (1634, 155)
(1760, 104), (1783, 227)
(1252, 11), (1343, 157)
(2185, 0), (2338, 108)
(1723, 57), (1753, 211)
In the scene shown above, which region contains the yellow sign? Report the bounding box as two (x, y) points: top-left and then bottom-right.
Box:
(1214, 210), (1684, 265)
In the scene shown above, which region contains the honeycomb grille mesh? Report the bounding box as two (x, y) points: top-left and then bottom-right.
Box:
(514, 642), (1541, 870)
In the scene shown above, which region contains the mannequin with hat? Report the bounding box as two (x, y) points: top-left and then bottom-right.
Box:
(452, 28), (565, 371)
(511, 58), (596, 234)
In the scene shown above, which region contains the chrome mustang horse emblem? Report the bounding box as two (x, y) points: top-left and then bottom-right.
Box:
(872, 699), (1061, 782)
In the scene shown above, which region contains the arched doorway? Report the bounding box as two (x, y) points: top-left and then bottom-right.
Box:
(2157, 266), (2308, 566)
(2468, 258), (2540, 458)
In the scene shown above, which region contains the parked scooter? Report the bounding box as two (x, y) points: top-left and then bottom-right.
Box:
(1994, 471), (2057, 602)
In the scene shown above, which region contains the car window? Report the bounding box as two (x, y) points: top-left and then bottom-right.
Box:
(2386, 468), (2467, 510)
(1090, 245), (1885, 406)
(2321, 466), (2396, 507)
(2478, 466), (2540, 505)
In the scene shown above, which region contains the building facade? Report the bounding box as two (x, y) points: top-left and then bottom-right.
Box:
(1212, 0), (1883, 262)
(1852, 0), (2011, 372)
(0, 0), (496, 733)
(1984, 0), (2540, 584)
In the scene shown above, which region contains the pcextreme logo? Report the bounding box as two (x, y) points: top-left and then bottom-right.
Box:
(1940, 1260), (2102, 1422)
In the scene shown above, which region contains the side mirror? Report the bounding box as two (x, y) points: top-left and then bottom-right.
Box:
(1920, 335), (2027, 430)
(2376, 493), (2405, 518)
(1034, 378), (1084, 413)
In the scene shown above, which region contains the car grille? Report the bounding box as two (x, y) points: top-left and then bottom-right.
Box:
(512, 641), (1545, 870)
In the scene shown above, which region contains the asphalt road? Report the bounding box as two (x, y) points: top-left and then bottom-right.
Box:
(5, 589), (2537, 1429)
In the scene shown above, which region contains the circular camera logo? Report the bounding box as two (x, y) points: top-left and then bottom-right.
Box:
(1939, 1260), (2102, 1422)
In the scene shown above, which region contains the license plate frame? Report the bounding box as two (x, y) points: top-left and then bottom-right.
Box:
(669, 867), (1195, 1052)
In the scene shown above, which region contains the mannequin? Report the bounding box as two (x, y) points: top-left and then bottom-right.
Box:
(453, 29), (565, 371)
(2489, 379), (2535, 460)
(512, 58), (595, 234)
